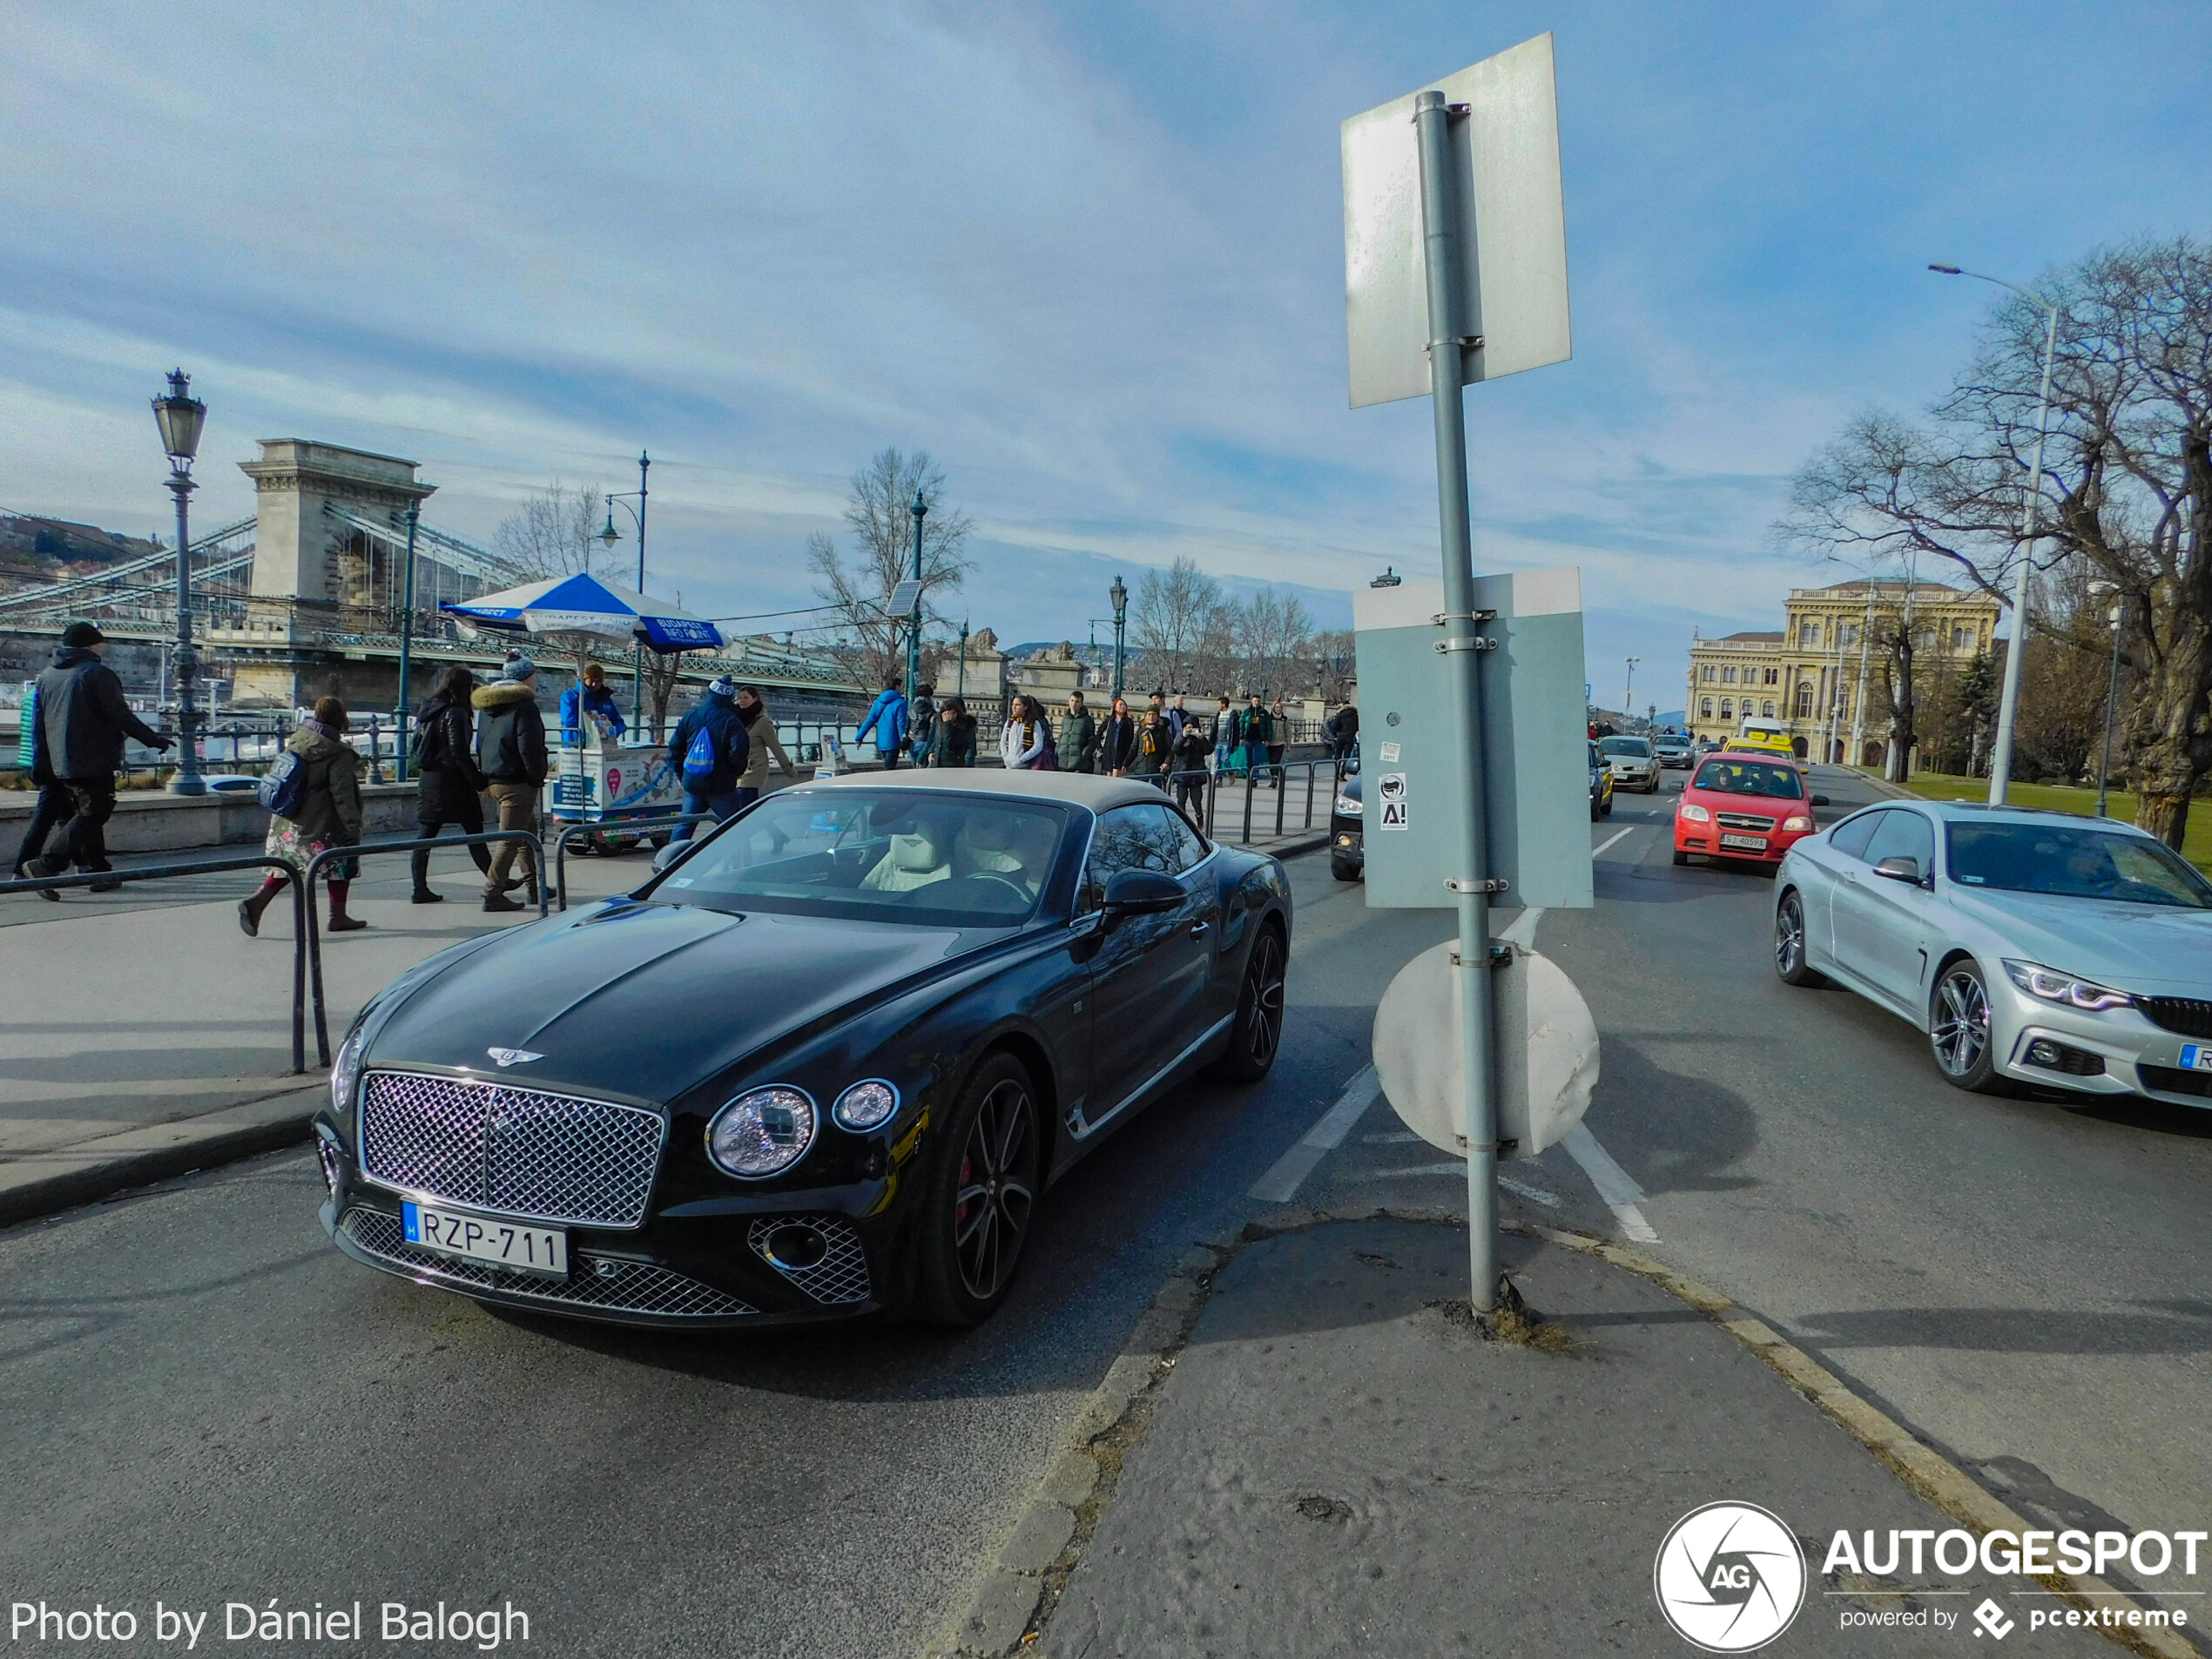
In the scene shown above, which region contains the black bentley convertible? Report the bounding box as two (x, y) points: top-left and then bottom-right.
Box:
(316, 772), (1292, 1329)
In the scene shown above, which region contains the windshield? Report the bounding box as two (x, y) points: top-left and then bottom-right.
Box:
(1946, 820), (2212, 908)
(1692, 759), (1804, 799)
(1600, 738), (1653, 758)
(651, 790), (1070, 926)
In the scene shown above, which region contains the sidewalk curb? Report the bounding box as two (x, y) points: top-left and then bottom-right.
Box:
(921, 1205), (2194, 1659)
(0, 1090), (320, 1230)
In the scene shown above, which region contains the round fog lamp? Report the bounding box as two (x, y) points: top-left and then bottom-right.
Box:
(707, 1086), (817, 1177)
(834, 1079), (900, 1131)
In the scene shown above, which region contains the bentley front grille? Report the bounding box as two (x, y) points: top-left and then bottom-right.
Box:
(342, 1207), (756, 1318)
(360, 1070), (664, 1228)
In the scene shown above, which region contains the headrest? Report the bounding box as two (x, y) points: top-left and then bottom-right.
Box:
(888, 832), (943, 872)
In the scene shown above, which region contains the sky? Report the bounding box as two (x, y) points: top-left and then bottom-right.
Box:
(3, 1), (2208, 716)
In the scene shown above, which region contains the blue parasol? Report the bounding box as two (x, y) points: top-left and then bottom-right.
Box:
(441, 572), (724, 652)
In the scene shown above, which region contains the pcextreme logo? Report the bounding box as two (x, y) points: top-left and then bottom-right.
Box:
(1654, 1502), (1809, 1653)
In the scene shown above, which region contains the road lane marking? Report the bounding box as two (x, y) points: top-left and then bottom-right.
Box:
(1592, 826), (1635, 859)
(1562, 1123), (1659, 1241)
(1368, 1161), (1562, 1209)
(1248, 1065), (1380, 1202)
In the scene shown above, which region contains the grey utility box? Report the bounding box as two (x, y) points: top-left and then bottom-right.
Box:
(1352, 568), (1592, 912)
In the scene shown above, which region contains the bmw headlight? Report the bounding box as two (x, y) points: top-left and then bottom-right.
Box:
(2003, 961), (2134, 1014)
(1333, 793), (1363, 818)
(331, 1026), (367, 1116)
(1679, 802), (1711, 823)
(833, 1079), (900, 1131)
(706, 1086), (817, 1177)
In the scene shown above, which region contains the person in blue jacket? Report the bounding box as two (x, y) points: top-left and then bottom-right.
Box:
(853, 678), (910, 770)
(666, 677), (752, 840)
(558, 663), (627, 744)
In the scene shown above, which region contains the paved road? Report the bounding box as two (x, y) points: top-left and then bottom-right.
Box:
(8, 772), (2206, 1653)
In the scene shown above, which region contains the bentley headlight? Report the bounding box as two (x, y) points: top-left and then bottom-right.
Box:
(1679, 802), (1711, 823)
(707, 1086), (817, 1177)
(833, 1079), (900, 1131)
(331, 1026), (367, 1116)
(2003, 961), (2134, 1013)
(1333, 793), (1363, 818)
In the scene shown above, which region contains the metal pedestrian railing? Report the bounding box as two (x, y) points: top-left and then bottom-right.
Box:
(551, 813), (714, 911)
(0, 854), (312, 1072)
(301, 829), (548, 1066)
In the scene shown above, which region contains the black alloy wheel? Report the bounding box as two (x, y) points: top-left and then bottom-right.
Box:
(1773, 890), (1824, 987)
(1213, 922), (1286, 1082)
(1929, 958), (2008, 1093)
(1331, 856), (1361, 882)
(916, 1053), (1041, 1326)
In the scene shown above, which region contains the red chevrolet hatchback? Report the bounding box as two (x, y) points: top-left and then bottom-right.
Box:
(1673, 752), (1830, 870)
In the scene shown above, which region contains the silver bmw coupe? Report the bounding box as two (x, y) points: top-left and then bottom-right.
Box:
(1772, 799), (2212, 1106)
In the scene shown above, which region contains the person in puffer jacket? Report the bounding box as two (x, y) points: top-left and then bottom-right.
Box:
(473, 658), (550, 913)
(237, 698), (367, 936)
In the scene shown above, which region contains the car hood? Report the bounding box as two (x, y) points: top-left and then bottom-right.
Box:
(1945, 886), (2212, 995)
(365, 900), (969, 1104)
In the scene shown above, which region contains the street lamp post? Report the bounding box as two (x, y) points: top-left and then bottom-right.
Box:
(152, 369), (208, 796)
(395, 502), (421, 782)
(906, 491), (927, 704)
(1109, 576), (1128, 699)
(596, 451), (651, 729)
(2090, 580), (2125, 817)
(956, 619), (969, 699)
(1622, 657), (1640, 723)
(1930, 264), (2061, 806)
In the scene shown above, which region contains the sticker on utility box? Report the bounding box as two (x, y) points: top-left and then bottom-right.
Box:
(1377, 772), (1409, 830)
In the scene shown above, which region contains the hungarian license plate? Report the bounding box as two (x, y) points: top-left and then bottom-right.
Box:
(2180, 1045), (2212, 1072)
(401, 1200), (568, 1278)
(1719, 833), (1769, 851)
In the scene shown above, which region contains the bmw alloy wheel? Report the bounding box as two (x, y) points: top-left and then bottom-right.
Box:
(1932, 963), (1992, 1079)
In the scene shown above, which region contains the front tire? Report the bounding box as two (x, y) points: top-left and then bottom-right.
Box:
(914, 1054), (1042, 1326)
(1773, 890), (1824, 986)
(1331, 856), (1360, 882)
(1212, 922), (1286, 1082)
(1929, 959), (2011, 1094)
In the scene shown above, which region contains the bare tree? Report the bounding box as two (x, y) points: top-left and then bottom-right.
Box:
(491, 482), (619, 683)
(809, 448), (974, 691)
(1312, 629), (1357, 704)
(1234, 589), (1315, 697)
(1130, 556), (1224, 692)
(1777, 237), (2212, 846)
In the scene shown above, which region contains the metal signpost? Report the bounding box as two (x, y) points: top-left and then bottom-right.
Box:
(1342, 33), (1572, 1311)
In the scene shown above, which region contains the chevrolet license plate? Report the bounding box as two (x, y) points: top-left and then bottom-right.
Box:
(1719, 833), (1769, 851)
(401, 1201), (568, 1278)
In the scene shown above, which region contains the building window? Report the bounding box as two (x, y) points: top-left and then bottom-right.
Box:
(1701, 665), (1716, 682)
(1794, 685), (1811, 717)
(1764, 666), (1780, 685)
(1700, 698), (1714, 718)
(1721, 665), (1737, 685)
(1761, 699), (1776, 718)
(1719, 698), (1733, 719)
(1799, 621), (1820, 646)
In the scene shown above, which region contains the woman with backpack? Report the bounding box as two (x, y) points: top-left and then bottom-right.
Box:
(999, 694), (1054, 769)
(407, 665), (491, 903)
(927, 696), (978, 767)
(238, 696), (368, 937)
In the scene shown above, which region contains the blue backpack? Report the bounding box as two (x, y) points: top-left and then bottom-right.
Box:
(258, 750), (309, 818)
(682, 724), (719, 785)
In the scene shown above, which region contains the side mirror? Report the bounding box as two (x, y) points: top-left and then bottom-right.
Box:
(1871, 855), (1921, 885)
(1102, 867), (1183, 916)
(1811, 794), (1831, 806)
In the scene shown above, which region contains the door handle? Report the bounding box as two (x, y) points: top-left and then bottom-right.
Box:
(1190, 921), (1211, 938)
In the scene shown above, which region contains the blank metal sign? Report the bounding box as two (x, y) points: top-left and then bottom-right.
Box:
(1341, 32), (1571, 408)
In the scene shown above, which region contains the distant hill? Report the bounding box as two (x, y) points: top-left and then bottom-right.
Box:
(0, 514), (165, 590)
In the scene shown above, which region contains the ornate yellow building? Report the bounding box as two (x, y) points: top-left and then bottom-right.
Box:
(1685, 579), (2000, 765)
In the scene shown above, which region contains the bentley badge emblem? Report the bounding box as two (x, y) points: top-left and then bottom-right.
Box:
(487, 1048), (543, 1068)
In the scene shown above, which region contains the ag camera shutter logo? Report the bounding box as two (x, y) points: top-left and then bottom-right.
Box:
(1653, 1501), (1807, 1652)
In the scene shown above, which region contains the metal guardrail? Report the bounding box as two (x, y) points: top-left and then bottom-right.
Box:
(0, 853), (311, 1072)
(302, 829), (549, 1066)
(551, 813), (714, 911)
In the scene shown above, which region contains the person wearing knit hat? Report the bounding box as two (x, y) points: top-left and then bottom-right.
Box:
(472, 657), (549, 911)
(24, 620), (171, 892)
(666, 675), (752, 841)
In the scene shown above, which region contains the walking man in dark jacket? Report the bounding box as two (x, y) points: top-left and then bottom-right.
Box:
(26, 622), (171, 890)
(667, 676), (752, 840)
(409, 664), (492, 902)
(473, 657), (549, 912)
